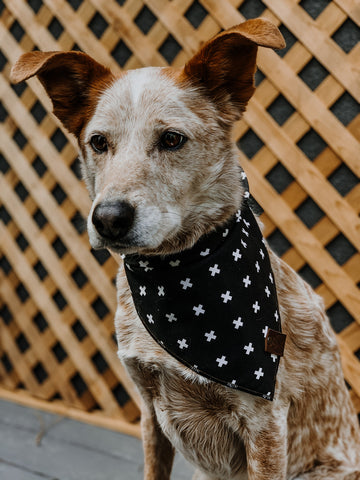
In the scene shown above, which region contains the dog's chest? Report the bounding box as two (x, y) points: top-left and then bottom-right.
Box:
(135, 357), (247, 478)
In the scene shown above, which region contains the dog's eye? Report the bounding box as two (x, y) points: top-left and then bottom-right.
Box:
(90, 134), (108, 154)
(160, 131), (187, 151)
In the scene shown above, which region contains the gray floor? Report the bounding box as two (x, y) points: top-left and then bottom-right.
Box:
(0, 399), (194, 480)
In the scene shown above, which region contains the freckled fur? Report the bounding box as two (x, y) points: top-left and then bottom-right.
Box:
(11, 18), (360, 480)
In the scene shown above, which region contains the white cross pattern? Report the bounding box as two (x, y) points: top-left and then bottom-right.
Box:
(193, 304), (205, 316)
(158, 286), (165, 296)
(204, 330), (217, 342)
(146, 314), (154, 324)
(255, 261), (260, 273)
(243, 219), (250, 228)
(242, 228), (249, 237)
(139, 260), (153, 272)
(169, 260), (180, 267)
(241, 239), (247, 249)
(166, 313), (177, 323)
(265, 286), (271, 297)
(232, 249), (242, 262)
(243, 275), (251, 288)
(216, 355), (228, 367)
(262, 326), (269, 338)
(139, 286), (146, 296)
(236, 210), (242, 222)
(180, 278), (193, 290)
(269, 272), (274, 284)
(233, 317), (243, 329)
(274, 311), (279, 322)
(177, 338), (188, 349)
(221, 291), (232, 303)
(254, 367), (264, 380)
(244, 343), (254, 355)
(200, 248), (210, 256)
(271, 354), (277, 363)
(252, 301), (260, 313)
(209, 264), (220, 276)
(223, 229), (229, 237)
(259, 248), (265, 259)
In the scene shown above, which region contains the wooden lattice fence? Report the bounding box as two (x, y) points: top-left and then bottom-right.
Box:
(0, 0), (359, 433)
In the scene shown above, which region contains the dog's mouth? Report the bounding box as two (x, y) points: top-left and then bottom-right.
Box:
(88, 227), (154, 255)
(90, 229), (189, 257)
(96, 239), (149, 256)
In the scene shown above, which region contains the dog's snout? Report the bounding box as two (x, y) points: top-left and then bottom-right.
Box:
(92, 201), (135, 241)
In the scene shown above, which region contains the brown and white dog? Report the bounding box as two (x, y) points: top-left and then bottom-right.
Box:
(11, 18), (360, 480)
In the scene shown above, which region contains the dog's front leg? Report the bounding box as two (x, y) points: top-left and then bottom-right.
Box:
(244, 415), (288, 480)
(123, 359), (175, 479)
(141, 401), (175, 480)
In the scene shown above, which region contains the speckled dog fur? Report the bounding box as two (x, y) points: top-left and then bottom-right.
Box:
(11, 18), (360, 480)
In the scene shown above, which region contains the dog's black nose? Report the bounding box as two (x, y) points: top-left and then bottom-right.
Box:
(92, 201), (135, 241)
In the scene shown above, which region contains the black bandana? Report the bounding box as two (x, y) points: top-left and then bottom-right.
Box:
(124, 177), (285, 401)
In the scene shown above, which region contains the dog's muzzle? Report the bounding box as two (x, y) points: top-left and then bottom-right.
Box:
(92, 200), (135, 242)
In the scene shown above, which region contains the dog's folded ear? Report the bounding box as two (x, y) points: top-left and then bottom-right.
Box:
(10, 51), (114, 137)
(183, 18), (285, 121)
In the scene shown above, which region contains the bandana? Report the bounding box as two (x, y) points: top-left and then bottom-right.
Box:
(124, 175), (286, 400)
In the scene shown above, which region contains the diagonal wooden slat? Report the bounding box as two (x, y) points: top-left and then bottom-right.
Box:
(263, 0), (360, 101)
(244, 99), (360, 250)
(240, 152), (360, 322)
(144, 0), (202, 56)
(334, 0), (360, 25)
(0, 222), (122, 415)
(6, 0), (60, 51)
(88, 0), (167, 67)
(0, 271), (83, 406)
(42, 0), (120, 68)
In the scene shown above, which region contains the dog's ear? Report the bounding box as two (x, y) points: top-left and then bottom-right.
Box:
(11, 51), (114, 137)
(183, 18), (285, 121)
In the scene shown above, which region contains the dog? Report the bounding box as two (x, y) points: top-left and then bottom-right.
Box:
(11, 18), (360, 480)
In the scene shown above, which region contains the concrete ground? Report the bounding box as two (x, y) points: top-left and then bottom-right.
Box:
(0, 399), (194, 480)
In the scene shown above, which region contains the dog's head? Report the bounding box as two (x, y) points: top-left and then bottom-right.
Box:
(11, 19), (284, 256)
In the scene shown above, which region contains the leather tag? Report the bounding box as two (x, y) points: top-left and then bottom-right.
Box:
(265, 329), (286, 357)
